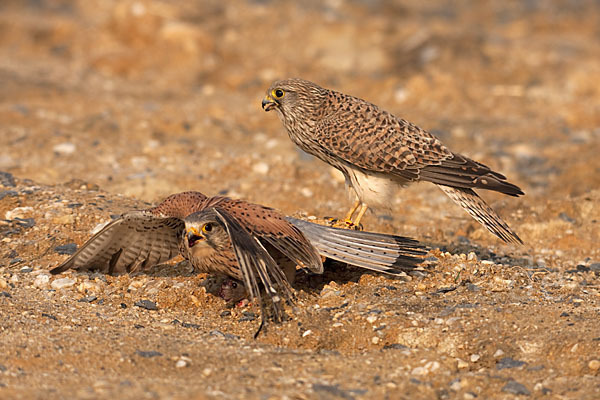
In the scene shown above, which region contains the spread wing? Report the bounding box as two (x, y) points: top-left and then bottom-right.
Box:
(314, 94), (523, 196)
(210, 208), (295, 329)
(50, 211), (185, 275)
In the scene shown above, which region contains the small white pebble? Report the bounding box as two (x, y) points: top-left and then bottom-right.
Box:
(202, 368), (212, 376)
(366, 315), (378, 324)
(51, 277), (76, 290)
(175, 359), (188, 368)
(302, 330), (312, 337)
(481, 260), (494, 265)
(34, 274), (50, 288)
(425, 361), (440, 372)
(265, 138), (279, 149)
(493, 349), (505, 358)
(78, 281), (100, 293)
(53, 142), (76, 155)
(470, 354), (480, 362)
(371, 337), (380, 344)
(411, 366), (426, 376)
(252, 162), (269, 175)
(300, 187), (313, 197)
(533, 383), (546, 392)
(467, 252), (477, 261)
(588, 360), (600, 371)
(457, 359), (469, 369)
(5, 206), (34, 220)
(450, 379), (462, 391)
(394, 87), (408, 103)
(570, 343), (579, 353)
(128, 280), (144, 291)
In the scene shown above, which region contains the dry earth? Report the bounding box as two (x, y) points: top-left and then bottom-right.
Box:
(1, 0), (599, 399)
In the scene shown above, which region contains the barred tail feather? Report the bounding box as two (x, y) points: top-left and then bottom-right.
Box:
(438, 186), (523, 244)
(287, 217), (428, 273)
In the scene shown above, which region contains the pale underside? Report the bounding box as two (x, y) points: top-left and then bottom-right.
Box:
(343, 164), (407, 210)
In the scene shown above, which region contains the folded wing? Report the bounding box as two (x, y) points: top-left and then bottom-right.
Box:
(210, 207), (295, 326)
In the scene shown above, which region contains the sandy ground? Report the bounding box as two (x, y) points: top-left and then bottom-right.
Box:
(1, 0), (599, 398)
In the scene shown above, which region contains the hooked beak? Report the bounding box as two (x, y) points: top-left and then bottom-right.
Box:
(186, 228), (204, 248)
(261, 95), (278, 111)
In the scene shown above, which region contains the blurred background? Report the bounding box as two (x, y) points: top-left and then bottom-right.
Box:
(1, 0), (599, 245)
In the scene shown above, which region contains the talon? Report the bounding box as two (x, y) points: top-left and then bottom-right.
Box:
(346, 220), (363, 231)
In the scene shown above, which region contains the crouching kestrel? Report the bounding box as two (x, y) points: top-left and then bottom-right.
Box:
(262, 78), (524, 244)
(51, 191), (427, 335)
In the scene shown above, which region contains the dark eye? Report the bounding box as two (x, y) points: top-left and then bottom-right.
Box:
(202, 223), (213, 233)
(273, 89), (284, 99)
(231, 282), (237, 288)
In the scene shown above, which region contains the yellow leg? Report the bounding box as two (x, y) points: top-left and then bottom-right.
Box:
(344, 199), (361, 222)
(353, 203), (369, 226)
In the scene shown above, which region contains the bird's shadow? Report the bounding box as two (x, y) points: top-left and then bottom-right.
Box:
(291, 259), (426, 297)
(427, 236), (543, 270)
(124, 257), (426, 300)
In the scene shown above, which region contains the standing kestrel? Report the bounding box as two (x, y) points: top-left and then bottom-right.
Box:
(262, 78), (524, 244)
(51, 191), (427, 334)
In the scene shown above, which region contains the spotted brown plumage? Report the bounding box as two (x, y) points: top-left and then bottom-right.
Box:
(262, 78), (524, 244)
(51, 191), (427, 333)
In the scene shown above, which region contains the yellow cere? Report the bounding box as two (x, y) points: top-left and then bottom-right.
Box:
(187, 226), (202, 237)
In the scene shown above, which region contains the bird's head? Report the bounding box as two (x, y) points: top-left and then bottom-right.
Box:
(262, 78), (327, 119)
(183, 211), (229, 254)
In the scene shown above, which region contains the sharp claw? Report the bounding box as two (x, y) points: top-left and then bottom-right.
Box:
(344, 219), (363, 231)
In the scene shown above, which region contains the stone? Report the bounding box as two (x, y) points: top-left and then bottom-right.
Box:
(5, 206), (34, 220)
(252, 162), (269, 175)
(135, 300), (158, 310)
(135, 350), (162, 358)
(496, 357), (526, 370)
(0, 171), (16, 187)
(51, 278), (76, 290)
(53, 142), (77, 155)
(33, 274), (50, 288)
(502, 380), (530, 396)
(54, 243), (78, 255)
